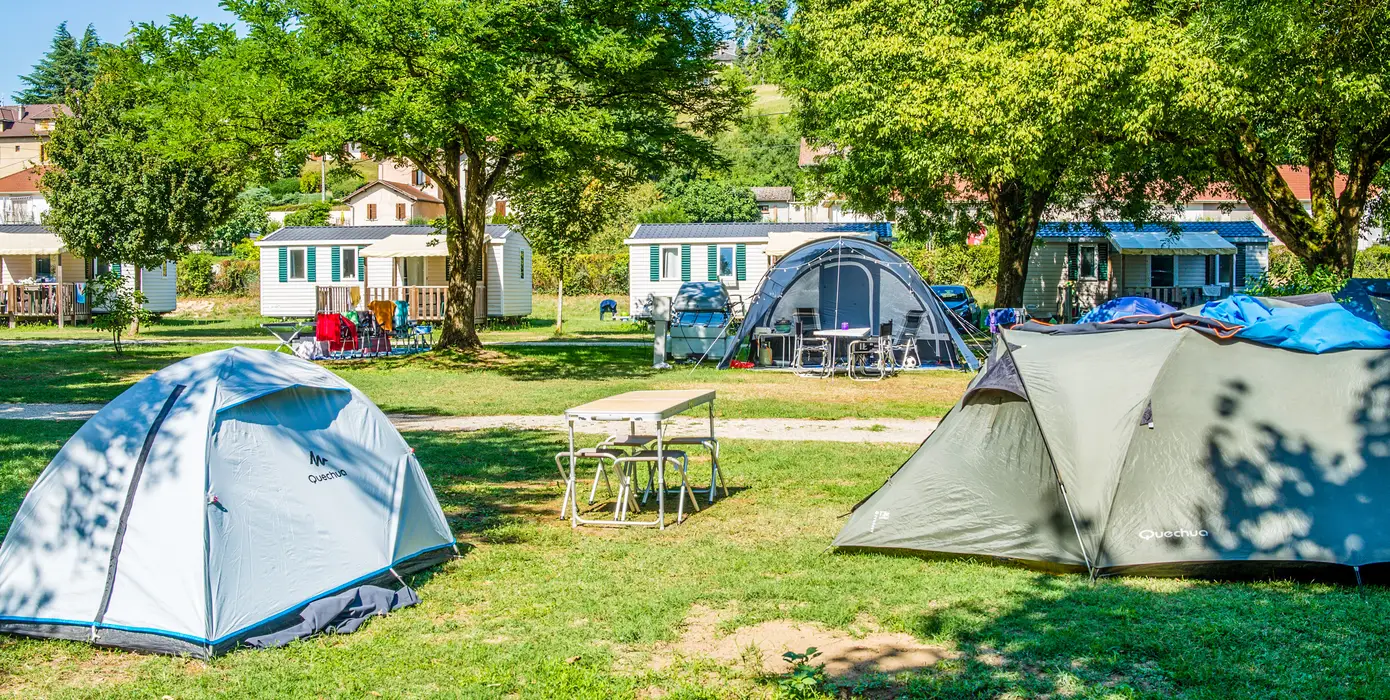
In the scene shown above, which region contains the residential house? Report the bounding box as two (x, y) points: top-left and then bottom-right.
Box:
(0, 224), (178, 326)
(0, 104), (62, 180)
(751, 187), (793, 222)
(1023, 221), (1272, 320)
(624, 221), (894, 318)
(0, 167), (46, 225)
(255, 224), (532, 320)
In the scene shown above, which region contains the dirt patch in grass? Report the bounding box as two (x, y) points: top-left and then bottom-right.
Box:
(0, 643), (163, 696)
(648, 605), (952, 680)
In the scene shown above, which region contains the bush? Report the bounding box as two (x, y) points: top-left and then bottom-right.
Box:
(532, 253), (628, 294)
(283, 201), (335, 227)
(1354, 245), (1390, 278)
(266, 176), (300, 198)
(178, 251), (217, 296)
(213, 259), (259, 295)
(232, 236), (260, 261)
(1243, 246), (1346, 296)
(900, 240), (999, 287)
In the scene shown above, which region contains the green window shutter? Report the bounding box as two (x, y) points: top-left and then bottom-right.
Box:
(735, 244), (747, 281)
(358, 247), (366, 280)
(650, 245), (659, 281)
(331, 246), (341, 282)
(1098, 245), (1109, 281)
(1066, 243), (1079, 281)
(680, 244), (691, 282)
(707, 245), (717, 280)
(278, 247), (287, 283)
(307, 247), (317, 282)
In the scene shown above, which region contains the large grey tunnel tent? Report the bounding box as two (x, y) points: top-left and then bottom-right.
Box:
(718, 236), (978, 370)
(0, 348), (455, 656)
(836, 327), (1390, 583)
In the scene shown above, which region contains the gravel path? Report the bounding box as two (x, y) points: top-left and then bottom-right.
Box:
(1, 403), (937, 444)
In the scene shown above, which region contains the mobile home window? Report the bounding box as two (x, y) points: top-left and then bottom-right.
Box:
(519, 250), (526, 279)
(288, 248), (307, 280)
(34, 255), (52, 277)
(718, 246), (735, 278)
(1078, 245), (1098, 279)
(661, 246), (680, 280)
(340, 247), (358, 280)
(1150, 256), (1175, 287)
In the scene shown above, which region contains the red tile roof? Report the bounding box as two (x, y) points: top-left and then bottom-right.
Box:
(342, 179), (443, 204)
(1194, 165), (1348, 202)
(0, 167), (43, 194)
(0, 104), (68, 140)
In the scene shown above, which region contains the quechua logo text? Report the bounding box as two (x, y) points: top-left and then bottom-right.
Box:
(308, 451), (347, 484)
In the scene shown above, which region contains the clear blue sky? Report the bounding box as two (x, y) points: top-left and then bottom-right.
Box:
(4, 1), (236, 103)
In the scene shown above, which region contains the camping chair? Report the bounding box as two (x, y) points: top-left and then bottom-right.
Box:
(792, 309), (831, 378)
(663, 435), (727, 504)
(623, 450), (702, 523)
(356, 314), (391, 358)
(388, 300), (421, 353)
(554, 447), (626, 519)
(599, 299), (618, 320)
(849, 321), (894, 381)
(888, 311), (925, 369)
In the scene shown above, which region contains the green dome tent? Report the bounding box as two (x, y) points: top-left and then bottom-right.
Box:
(836, 327), (1390, 583)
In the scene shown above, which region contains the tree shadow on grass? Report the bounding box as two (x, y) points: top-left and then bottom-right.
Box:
(0, 344), (208, 404)
(333, 345), (660, 383)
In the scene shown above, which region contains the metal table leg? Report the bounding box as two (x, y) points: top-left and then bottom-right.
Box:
(567, 418), (578, 527)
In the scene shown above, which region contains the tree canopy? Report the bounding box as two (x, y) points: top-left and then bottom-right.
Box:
(41, 40), (241, 270)
(1164, 0), (1390, 272)
(148, 0), (748, 350)
(783, 0), (1205, 307)
(13, 23), (103, 103)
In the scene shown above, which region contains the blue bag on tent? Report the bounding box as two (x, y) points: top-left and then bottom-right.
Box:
(393, 300), (409, 329)
(1078, 296), (1176, 324)
(1201, 294), (1390, 353)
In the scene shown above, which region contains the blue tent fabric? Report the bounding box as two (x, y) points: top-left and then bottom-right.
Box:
(1200, 295), (1390, 353)
(242, 585), (420, 649)
(1078, 297), (1177, 324)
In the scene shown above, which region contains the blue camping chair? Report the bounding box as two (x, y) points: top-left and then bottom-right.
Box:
(599, 299), (618, 320)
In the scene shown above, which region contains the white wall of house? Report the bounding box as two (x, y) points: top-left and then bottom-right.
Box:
(345, 185), (443, 226)
(626, 239), (769, 316)
(787, 201), (877, 224)
(757, 201), (793, 222)
(488, 234), (533, 317)
(131, 263), (177, 313)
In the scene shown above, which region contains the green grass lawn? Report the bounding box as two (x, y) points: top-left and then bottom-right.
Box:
(0, 342), (971, 419)
(0, 420), (1385, 698)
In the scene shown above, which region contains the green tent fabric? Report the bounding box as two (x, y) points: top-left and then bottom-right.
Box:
(836, 328), (1390, 583)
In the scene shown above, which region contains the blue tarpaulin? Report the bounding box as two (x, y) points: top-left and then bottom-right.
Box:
(1200, 295), (1390, 353)
(1078, 297), (1178, 324)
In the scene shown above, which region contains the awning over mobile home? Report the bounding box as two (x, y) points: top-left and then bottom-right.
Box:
(765, 230), (878, 257)
(0, 232), (65, 255)
(359, 234), (447, 258)
(1105, 230), (1236, 255)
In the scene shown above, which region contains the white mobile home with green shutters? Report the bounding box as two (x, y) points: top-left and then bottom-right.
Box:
(624, 222), (894, 318)
(255, 224), (531, 320)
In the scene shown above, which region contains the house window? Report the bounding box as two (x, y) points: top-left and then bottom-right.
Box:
(413, 169), (427, 187)
(35, 255), (52, 278)
(93, 258), (113, 277)
(718, 246), (735, 278)
(660, 246), (680, 280)
(1203, 254), (1236, 286)
(519, 250), (526, 279)
(38, 143), (48, 163)
(495, 200), (507, 218)
(340, 247), (358, 280)
(1150, 255), (1175, 287)
(1078, 245), (1098, 280)
(288, 248), (307, 280)
(396, 203), (407, 220)
(366, 203), (378, 221)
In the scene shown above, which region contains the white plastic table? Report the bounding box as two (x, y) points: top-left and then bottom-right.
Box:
(814, 327), (871, 366)
(563, 389), (716, 529)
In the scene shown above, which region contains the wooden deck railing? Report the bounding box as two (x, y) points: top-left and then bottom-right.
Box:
(317, 285), (491, 322)
(1122, 286), (1218, 308)
(2, 283), (91, 327)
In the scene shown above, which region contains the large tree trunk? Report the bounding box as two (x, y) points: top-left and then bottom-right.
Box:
(437, 148), (485, 351)
(1217, 121), (1386, 274)
(987, 177), (1051, 309)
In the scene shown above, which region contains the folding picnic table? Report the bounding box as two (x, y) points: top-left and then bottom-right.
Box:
(563, 389), (716, 529)
(261, 320), (316, 354)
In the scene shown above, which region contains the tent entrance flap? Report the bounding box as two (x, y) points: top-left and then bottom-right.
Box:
(1105, 230), (1235, 255)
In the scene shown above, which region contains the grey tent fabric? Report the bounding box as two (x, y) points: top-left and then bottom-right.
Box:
(837, 327), (1390, 583)
(242, 584), (420, 649)
(0, 348), (456, 657)
(718, 237), (978, 370)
